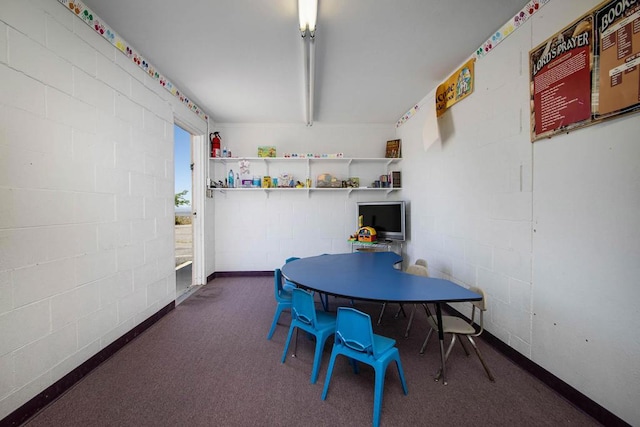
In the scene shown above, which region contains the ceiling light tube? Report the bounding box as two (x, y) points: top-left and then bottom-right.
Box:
(308, 36), (315, 126)
(298, 0), (318, 36)
(299, 0), (317, 125)
(302, 36), (311, 125)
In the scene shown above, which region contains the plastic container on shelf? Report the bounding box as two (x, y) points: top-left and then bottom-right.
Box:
(228, 169), (234, 188)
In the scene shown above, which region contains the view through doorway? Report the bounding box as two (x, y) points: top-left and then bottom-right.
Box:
(174, 124), (193, 298)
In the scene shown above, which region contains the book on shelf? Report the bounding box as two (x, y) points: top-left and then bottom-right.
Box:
(391, 171), (401, 188)
(385, 139), (401, 158)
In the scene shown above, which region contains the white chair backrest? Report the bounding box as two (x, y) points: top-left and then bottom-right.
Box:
(468, 286), (486, 311)
(406, 264), (428, 277)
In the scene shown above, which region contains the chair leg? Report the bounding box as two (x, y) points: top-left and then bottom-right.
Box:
(467, 336), (495, 381)
(321, 350), (339, 400)
(435, 334), (456, 382)
(373, 364), (386, 427)
(310, 333), (327, 384)
(422, 302), (431, 315)
(458, 334), (470, 356)
(394, 355), (408, 395)
(319, 293), (329, 311)
(403, 304), (416, 338)
(292, 328), (301, 358)
(349, 357), (359, 374)
(419, 328), (434, 354)
(377, 302), (387, 325)
(281, 325), (296, 363)
(267, 304), (286, 340)
(393, 304), (407, 319)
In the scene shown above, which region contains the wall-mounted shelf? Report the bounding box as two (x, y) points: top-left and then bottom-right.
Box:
(209, 187), (400, 198)
(208, 157), (401, 198)
(209, 157), (401, 164)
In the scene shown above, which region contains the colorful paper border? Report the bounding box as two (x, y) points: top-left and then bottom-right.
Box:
(473, 0), (550, 60)
(58, 0), (208, 121)
(397, 0), (550, 127)
(395, 104), (420, 128)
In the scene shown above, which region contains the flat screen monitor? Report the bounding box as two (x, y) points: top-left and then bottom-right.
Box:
(357, 201), (406, 241)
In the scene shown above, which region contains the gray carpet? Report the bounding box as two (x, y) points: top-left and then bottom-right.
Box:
(25, 276), (600, 426)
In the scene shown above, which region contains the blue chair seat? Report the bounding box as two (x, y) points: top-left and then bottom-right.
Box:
(372, 334), (395, 355)
(314, 311), (336, 328)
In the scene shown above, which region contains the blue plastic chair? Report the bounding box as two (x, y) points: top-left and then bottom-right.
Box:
(267, 269), (292, 340)
(282, 257), (300, 292)
(283, 256), (331, 311)
(322, 307), (408, 427)
(281, 288), (336, 384)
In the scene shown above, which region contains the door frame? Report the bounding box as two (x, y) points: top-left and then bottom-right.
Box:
(174, 118), (206, 288)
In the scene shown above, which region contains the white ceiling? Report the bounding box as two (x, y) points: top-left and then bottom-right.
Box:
(81, 0), (528, 125)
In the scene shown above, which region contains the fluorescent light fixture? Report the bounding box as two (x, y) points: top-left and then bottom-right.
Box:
(298, 0), (318, 36)
(299, 0), (317, 126)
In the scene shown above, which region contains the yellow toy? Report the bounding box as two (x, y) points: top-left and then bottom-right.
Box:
(357, 226), (377, 243)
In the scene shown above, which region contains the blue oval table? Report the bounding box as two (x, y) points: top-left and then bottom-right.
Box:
(281, 251), (481, 385)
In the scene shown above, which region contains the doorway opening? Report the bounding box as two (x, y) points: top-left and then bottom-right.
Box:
(174, 124), (193, 298)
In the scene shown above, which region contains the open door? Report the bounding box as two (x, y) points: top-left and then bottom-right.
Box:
(174, 124), (193, 298)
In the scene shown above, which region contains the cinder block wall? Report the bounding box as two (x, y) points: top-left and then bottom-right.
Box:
(0, 1), (204, 418)
(398, 1), (640, 424)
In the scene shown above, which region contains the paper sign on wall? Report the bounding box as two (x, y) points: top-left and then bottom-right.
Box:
(435, 58), (476, 117)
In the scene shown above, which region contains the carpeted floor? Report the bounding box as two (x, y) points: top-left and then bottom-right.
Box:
(25, 276), (600, 426)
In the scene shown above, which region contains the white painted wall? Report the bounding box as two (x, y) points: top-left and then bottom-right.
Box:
(207, 123), (400, 271)
(0, 1), (206, 419)
(397, 1), (640, 424)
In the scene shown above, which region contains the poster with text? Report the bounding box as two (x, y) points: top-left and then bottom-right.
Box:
(593, 0), (640, 118)
(530, 15), (594, 141)
(436, 58), (475, 117)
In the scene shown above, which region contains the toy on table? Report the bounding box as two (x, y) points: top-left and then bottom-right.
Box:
(357, 226), (377, 243)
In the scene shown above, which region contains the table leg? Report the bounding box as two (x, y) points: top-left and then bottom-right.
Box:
(320, 293), (329, 311)
(377, 302), (387, 325)
(436, 303), (447, 385)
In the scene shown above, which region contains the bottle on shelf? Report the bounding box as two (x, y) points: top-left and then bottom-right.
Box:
(228, 169), (234, 188)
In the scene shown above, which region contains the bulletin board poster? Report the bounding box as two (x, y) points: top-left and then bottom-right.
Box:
(529, 15), (594, 141)
(529, 0), (640, 142)
(593, 0), (640, 119)
(435, 58), (475, 117)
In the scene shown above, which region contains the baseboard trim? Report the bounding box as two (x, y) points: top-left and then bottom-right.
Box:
(207, 270), (272, 281)
(3, 301), (175, 427)
(443, 305), (629, 427)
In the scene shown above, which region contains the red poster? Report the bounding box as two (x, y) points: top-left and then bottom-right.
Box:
(530, 16), (593, 141)
(528, 0), (640, 142)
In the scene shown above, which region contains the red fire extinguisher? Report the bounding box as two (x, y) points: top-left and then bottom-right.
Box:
(210, 132), (221, 158)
